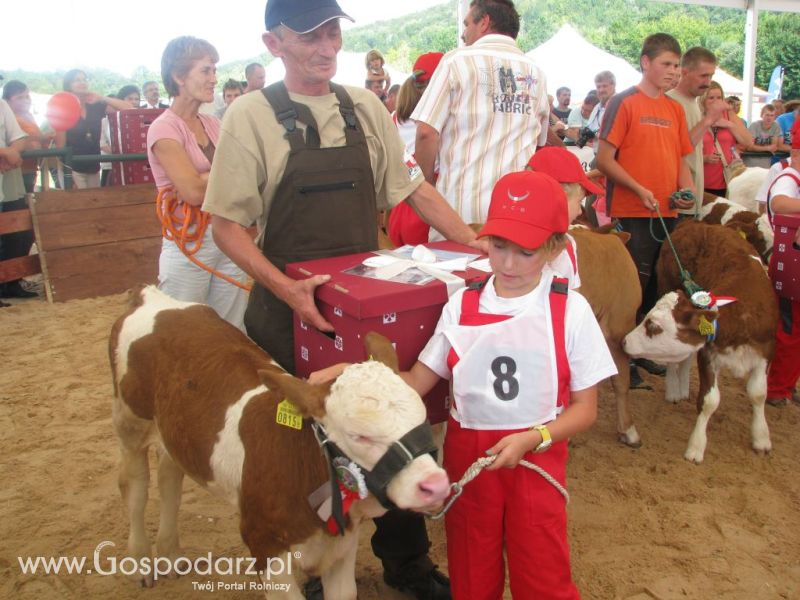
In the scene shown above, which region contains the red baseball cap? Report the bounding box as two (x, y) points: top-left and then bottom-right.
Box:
(527, 147), (604, 196)
(412, 52), (444, 84)
(791, 119), (800, 150)
(478, 171), (569, 250)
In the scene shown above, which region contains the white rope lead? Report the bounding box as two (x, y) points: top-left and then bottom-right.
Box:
(425, 455), (570, 520)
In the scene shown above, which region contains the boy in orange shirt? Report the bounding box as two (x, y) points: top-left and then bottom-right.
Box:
(596, 33), (694, 376)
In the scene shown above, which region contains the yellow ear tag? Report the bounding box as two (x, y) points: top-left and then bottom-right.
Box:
(276, 399), (303, 430)
(737, 229), (747, 240)
(698, 315), (715, 337)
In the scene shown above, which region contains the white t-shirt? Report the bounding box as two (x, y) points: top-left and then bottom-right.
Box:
(756, 160), (790, 205)
(411, 34), (549, 234)
(418, 271), (617, 401)
(586, 102), (607, 155)
(549, 233), (581, 289)
(566, 106), (589, 143)
(767, 166), (800, 217)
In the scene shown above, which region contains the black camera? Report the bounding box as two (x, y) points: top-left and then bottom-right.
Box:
(576, 126), (596, 149)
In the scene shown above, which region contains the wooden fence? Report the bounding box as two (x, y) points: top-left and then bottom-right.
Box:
(0, 184), (162, 302)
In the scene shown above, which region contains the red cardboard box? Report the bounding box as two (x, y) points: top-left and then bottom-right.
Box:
(769, 214), (800, 301)
(286, 242), (486, 423)
(108, 109), (165, 185)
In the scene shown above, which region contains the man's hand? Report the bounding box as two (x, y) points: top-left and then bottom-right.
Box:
(704, 152), (722, 164)
(672, 197), (696, 210)
(467, 237), (490, 255)
(637, 188), (658, 211)
(279, 274), (334, 332)
(485, 431), (538, 470)
(705, 98), (726, 125)
(0, 147), (22, 171)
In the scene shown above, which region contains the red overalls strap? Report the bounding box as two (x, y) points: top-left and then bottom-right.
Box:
(767, 171), (800, 227)
(447, 276), (571, 408)
(564, 237), (577, 274)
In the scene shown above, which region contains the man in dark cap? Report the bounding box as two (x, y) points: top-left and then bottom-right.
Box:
(204, 1), (476, 598)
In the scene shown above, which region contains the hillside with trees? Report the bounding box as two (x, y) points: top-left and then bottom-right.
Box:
(343, 0), (800, 100)
(4, 1), (798, 100)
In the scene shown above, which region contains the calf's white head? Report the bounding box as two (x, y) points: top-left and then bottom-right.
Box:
(259, 333), (449, 513)
(623, 291), (718, 364)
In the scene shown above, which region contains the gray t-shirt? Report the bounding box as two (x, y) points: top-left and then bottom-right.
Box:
(667, 89), (703, 214)
(748, 120), (782, 146)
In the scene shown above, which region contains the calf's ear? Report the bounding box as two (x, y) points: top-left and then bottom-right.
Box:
(364, 332), (399, 373)
(612, 230), (631, 245)
(257, 369), (328, 419)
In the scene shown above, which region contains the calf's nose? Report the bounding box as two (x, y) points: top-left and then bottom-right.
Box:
(417, 471), (450, 503)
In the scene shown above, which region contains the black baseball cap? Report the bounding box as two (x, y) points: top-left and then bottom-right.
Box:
(265, 0), (353, 34)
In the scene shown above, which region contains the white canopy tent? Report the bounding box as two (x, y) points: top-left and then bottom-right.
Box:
(525, 24), (642, 103)
(712, 67), (768, 101)
(525, 25), (767, 107)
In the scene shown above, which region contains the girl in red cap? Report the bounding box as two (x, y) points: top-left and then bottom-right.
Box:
(407, 170), (615, 599)
(312, 170), (616, 599)
(386, 52), (444, 247)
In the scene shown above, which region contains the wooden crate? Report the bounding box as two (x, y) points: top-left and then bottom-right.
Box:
(30, 184), (161, 302)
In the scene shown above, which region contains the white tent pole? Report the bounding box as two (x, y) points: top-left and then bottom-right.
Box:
(458, 0), (469, 47)
(742, 0), (759, 123)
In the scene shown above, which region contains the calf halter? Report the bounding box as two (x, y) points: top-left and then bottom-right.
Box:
(650, 206), (739, 342)
(311, 420), (438, 535)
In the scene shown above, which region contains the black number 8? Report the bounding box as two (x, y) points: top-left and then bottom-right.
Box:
(491, 356), (519, 401)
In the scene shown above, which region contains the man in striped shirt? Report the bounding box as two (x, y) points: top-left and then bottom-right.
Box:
(411, 0), (549, 237)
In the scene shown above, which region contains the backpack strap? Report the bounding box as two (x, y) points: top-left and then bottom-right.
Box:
(263, 81), (321, 150)
(564, 237), (577, 274)
(549, 276), (571, 408)
(459, 277), (509, 327)
(330, 83), (363, 146)
(766, 171), (800, 226)
(446, 277), (505, 371)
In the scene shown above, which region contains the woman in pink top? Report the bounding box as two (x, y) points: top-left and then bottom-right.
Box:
(147, 36), (247, 328)
(701, 81), (752, 197)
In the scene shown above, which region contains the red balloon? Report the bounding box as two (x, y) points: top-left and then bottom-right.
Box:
(46, 92), (82, 132)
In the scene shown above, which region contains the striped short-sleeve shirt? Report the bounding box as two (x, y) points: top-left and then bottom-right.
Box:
(411, 34), (549, 233)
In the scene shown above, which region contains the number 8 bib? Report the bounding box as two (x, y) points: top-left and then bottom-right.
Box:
(445, 284), (563, 430)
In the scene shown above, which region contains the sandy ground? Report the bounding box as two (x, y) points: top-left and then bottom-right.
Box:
(1, 292), (799, 600)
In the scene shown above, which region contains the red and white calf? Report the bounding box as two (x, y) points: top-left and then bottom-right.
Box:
(623, 222), (777, 463)
(109, 286), (449, 598)
(700, 198), (774, 263)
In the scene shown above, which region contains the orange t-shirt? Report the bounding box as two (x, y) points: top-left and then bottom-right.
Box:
(600, 87), (693, 218)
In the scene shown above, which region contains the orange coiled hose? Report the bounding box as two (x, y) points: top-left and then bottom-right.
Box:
(155, 187), (251, 291)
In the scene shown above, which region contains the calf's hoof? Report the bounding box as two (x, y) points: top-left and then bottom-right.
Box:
(617, 427), (642, 448)
(683, 447), (705, 464)
(752, 441), (772, 456)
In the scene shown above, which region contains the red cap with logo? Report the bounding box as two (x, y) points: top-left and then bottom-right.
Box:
(527, 146), (604, 196)
(412, 52), (444, 83)
(478, 171), (569, 250)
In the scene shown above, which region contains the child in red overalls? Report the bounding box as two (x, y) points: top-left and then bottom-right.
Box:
(402, 171), (617, 599)
(309, 171), (617, 598)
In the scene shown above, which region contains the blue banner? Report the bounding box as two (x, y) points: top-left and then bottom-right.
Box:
(766, 65), (784, 102)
